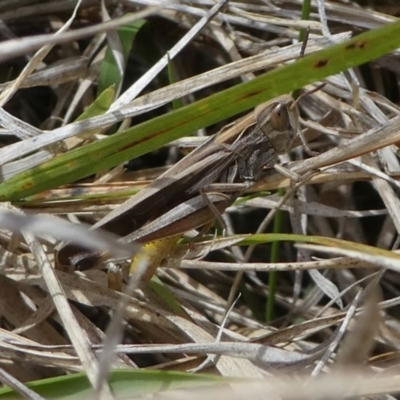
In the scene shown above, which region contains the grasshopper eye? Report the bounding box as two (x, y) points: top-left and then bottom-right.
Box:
(270, 104), (290, 131)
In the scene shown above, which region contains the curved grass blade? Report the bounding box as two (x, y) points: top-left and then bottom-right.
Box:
(239, 233), (400, 270)
(76, 86), (116, 122)
(97, 19), (146, 96)
(2, 20), (400, 200)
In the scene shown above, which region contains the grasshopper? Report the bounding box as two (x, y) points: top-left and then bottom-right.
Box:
(57, 95), (300, 280)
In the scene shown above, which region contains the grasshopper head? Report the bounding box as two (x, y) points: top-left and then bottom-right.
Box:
(255, 96), (299, 154)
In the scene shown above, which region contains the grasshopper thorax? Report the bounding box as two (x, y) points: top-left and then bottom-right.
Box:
(254, 96), (299, 155)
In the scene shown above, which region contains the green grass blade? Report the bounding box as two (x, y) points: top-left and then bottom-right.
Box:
(239, 233), (400, 262)
(97, 19), (146, 95)
(76, 86), (116, 121)
(2, 20), (400, 200)
(0, 369), (227, 399)
(167, 52), (184, 110)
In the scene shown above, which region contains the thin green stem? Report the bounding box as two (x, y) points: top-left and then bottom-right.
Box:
(267, 0), (311, 323)
(298, 0), (312, 42)
(266, 188), (285, 322)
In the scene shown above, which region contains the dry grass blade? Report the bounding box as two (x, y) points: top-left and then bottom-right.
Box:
(111, 0), (229, 108)
(23, 234), (113, 398)
(0, 209), (137, 259)
(0, 367), (45, 400)
(0, 6), (161, 62)
(0, 0), (82, 107)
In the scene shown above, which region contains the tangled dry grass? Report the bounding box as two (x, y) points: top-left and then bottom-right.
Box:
(1, 0), (400, 399)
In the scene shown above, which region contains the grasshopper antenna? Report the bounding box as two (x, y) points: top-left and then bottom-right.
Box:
(289, 26), (325, 156)
(299, 26), (310, 58)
